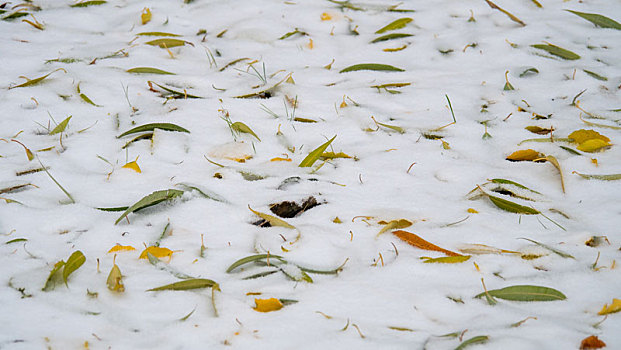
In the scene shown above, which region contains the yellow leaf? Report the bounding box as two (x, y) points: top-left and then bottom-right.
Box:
(122, 160), (142, 173)
(320, 12), (332, 21)
(422, 255), (471, 263)
(333, 216), (342, 223)
(139, 246), (175, 259)
(506, 149), (544, 161)
(440, 140), (450, 150)
(377, 219), (412, 237)
(578, 139), (611, 153)
(253, 298), (283, 312)
(141, 7), (152, 25)
(270, 157), (292, 162)
(249, 206), (296, 229)
(467, 208), (479, 213)
(108, 244), (136, 253)
(598, 298), (621, 315)
(307, 38), (314, 49)
(107, 264), (125, 292)
(568, 129), (610, 145)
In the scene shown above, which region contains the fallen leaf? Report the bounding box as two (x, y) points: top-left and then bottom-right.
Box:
(108, 244), (136, 253)
(107, 264), (124, 292)
(578, 139), (610, 152)
(249, 206), (296, 229)
(598, 298), (621, 315)
(475, 285), (566, 301)
(122, 158), (141, 173)
(139, 246), (175, 259)
(377, 219), (412, 237)
(299, 135), (336, 167)
(506, 149), (544, 161)
(63, 250), (85, 286)
(147, 278), (219, 291)
(253, 298), (283, 312)
(141, 7), (151, 25)
(393, 230), (461, 256)
(422, 255), (470, 264)
(569, 129), (610, 144)
(320, 12), (332, 21)
(580, 335), (606, 350)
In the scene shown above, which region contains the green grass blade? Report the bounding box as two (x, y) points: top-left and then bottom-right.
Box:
(299, 135), (336, 167)
(532, 44), (580, 60)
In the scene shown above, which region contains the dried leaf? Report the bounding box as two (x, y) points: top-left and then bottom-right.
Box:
(114, 189), (184, 225)
(519, 238), (574, 259)
(393, 230), (461, 256)
(370, 33), (413, 43)
(9, 68), (66, 89)
(423, 255), (470, 263)
(147, 278), (220, 291)
(580, 335), (606, 350)
(375, 17), (412, 33)
(49, 116), (71, 135)
(484, 0), (525, 26)
(127, 67), (175, 75)
(340, 63), (404, 73)
(118, 123), (190, 138)
(122, 160), (141, 173)
(139, 246), (174, 259)
(544, 155), (565, 193)
(231, 122), (260, 141)
(458, 243), (518, 255)
(475, 285), (567, 301)
(136, 31), (181, 37)
(145, 38), (191, 48)
(532, 43), (580, 60)
(299, 135), (336, 167)
(254, 298), (283, 312)
(108, 244), (136, 253)
(455, 335), (489, 350)
(566, 10), (621, 30)
(377, 219), (412, 237)
(525, 126), (552, 135)
(573, 172), (621, 181)
(568, 129), (610, 144)
(63, 250), (85, 286)
(249, 206), (296, 229)
(506, 149), (544, 161)
(598, 298), (621, 315)
(141, 7), (151, 25)
(320, 151), (352, 159)
(107, 264), (124, 292)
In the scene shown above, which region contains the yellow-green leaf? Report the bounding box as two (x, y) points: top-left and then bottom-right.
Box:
(145, 38), (191, 48)
(9, 68), (66, 89)
(598, 298), (621, 315)
(532, 43), (580, 60)
(568, 129), (610, 144)
(544, 155), (565, 193)
(299, 135), (336, 167)
(63, 250), (85, 286)
(42, 260), (65, 291)
(253, 298), (283, 312)
(475, 285), (567, 301)
(377, 219), (412, 237)
(375, 17), (412, 34)
(139, 246), (174, 259)
(136, 31), (181, 37)
(422, 255), (471, 264)
(487, 194), (540, 215)
(577, 139), (610, 152)
(70, 1), (106, 8)
(455, 336), (489, 350)
(231, 122), (260, 141)
(115, 189), (184, 225)
(226, 254), (286, 273)
(147, 278), (220, 291)
(370, 33), (413, 43)
(249, 206), (296, 229)
(141, 7), (151, 25)
(127, 67), (175, 75)
(118, 123), (189, 138)
(340, 63), (404, 73)
(107, 264), (124, 292)
(565, 10), (621, 30)
(49, 116), (71, 135)
(573, 172), (621, 181)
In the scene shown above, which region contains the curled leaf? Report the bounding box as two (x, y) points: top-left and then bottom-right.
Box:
(63, 250), (85, 286)
(580, 335), (606, 350)
(108, 244), (136, 253)
(598, 298), (621, 315)
(114, 189), (184, 225)
(543, 155), (565, 193)
(231, 122), (260, 141)
(42, 260), (65, 291)
(107, 263), (124, 292)
(141, 7), (151, 25)
(139, 246), (174, 259)
(118, 123), (189, 138)
(253, 298), (283, 312)
(377, 219), (412, 237)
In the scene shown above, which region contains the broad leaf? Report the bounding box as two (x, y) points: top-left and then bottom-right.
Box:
(115, 189), (184, 225)
(147, 278), (219, 291)
(107, 264), (124, 292)
(299, 135), (336, 167)
(475, 285), (566, 301)
(139, 246), (174, 259)
(506, 149), (544, 161)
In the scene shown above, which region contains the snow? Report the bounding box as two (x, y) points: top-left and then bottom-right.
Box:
(1, 0), (621, 348)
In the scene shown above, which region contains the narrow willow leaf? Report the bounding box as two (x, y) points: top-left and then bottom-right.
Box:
(148, 81), (202, 99)
(370, 33), (413, 43)
(226, 254), (285, 273)
(573, 172), (621, 180)
(565, 10), (621, 30)
(517, 137), (573, 145)
(299, 135), (336, 167)
(475, 285), (567, 301)
(117, 123), (189, 138)
(422, 255), (470, 264)
(147, 253), (194, 279)
(231, 122), (260, 141)
(176, 183), (227, 202)
(9, 68), (66, 89)
(145, 38), (191, 48)
(179, 306), (197, 321)
(108, 244), (135, 253)
(136, 31), (181, 37)
(560, 145), (581, 155)
(544, 155), (565, 193)
(5, 238), (28, 244)
(532, 44), (580, 60)
(38, 159), (75, 203)
(377, 219), (412, 237)
(583, 70), (608, 81)
(487, 194), (539, 214)
(80, 93), (100, 106)
(280, 264), (313, 283)
(249, 206), (296, 229)
(147, 278), (219, 291)
(63, 251), (85, 285)
(320, 151), (352, 159)
(489, 179), (542, 194)
(455, 335), (490, 350)
(96, 206), (129, 212)
(107, 264), (124, 292)
(375, 18), (412, 34)
(122, 133), (153, 149)
(519, 67), (539, 77)
(525, 126), (552, 135)
(393, 230), (461, 256)
(458, 243), (519, 255)
(139, 246), (174, 259)
(297, 258), (348, 275)
(484, 0), (525, 26)
(114, 189), (184, 225)
(519, 238), (575, 259)
(127, 67), (175, 75)
(340, 63), (404, 73)
(70, 1), (106, 8)
(49, 116), (71, 135)
(43, 260), (65, 291)
(373, 117), (406, 133)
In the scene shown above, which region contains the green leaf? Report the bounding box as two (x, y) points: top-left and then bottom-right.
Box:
(70, 1), (107, 8)
(249, 206), (296, 229)
(9, 68), (66, 89)
(532, 44), (580, 60)
(517, 137), (573, 145)
(565, 10), (621, 30)
(63, 250), (85, 286)
(79, 93), (100, 106)
(518, 238), (575, 259)
(519, 67), (539, 77)
(127, 67), (176, 75)
(370, 33), (413, 43)
(176, 183), (227, 203)
(49, 116), (72, 135)
(422, 256), (471, 264)
(340, 63), (405, 73)
(489, 179), (542, 194)
(5, 238), (28, 244)
(455, 336), (489, 350)
(231, 122), (260, 141)
(144, 38), (191, 48)
(96, 206), (129, 212)
(136, 31), (181, 37)
(375, 18), (413, 33)
(583, 69), (608, 81)
(503, 82), (515, 91)
(43, 260), (65, 291)
(148, 81), (203, 99)
(573, 172), (621, 180)
(117, 123), (190, 138)
(299, 135), (337, 167)
(560, 145), (581, 155)
(375, 120), (405, 133)
(114, 189), (184, 225)
(475, 285), (567, 301)
(226, 254), (286, 273)
(147, 278), (220, 291)
(487, 194), (540, 215)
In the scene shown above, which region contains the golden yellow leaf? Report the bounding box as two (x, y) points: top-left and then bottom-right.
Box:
(377, 219), (412, 237)
(139, 246), (175, 259)
(253, 298), (283, 312)
(320, 12), (332, 21)
(598, 298), (621, 315)
(108, 244), (136, 253)
(107, 264), (125, 292)
(506, 149), (544, 161)
(307, 38), (314, 49)
(568, 129), (610, 145)
(141, 7), (152, 25)
(270, 157), (292, 162)
(467, 208), (479, 213)
(122, 157), (142, 173)
(578, 139), (611, 153)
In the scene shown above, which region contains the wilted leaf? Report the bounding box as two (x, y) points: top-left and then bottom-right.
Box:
(115, 189), (184, 225)
(122, 159), (141, 173)
(393, 230), (461, 256)
(226, 254), (286, 273)
(127, 67), (175, 75)
(49, 116), (71, 135)
(580, 335), (606, 350)
(145, 38), (191, 48)
(532, 43), (580, 60)
(370, 33), (413, 43)
(519, 67), (539, 77)
(9, 68), (66, 89)
(108, 244), (136, 253)
(63, 250), (85, 286)
(340, 63), (404, 73)
(506, 149), (544, 161)
(136, 31), (181, 37)
(422, 255), (470, 263)
(458, 243), (518, 255)
(254, 298), (283, 312)
(373, 117), (406, 133)
(573, 172), (621, 180)
(598, 298), (621, 315)
(321, 151), (352, 159)
(107, 264), (124, 292)
(375, 18), (412, 34)
(231, 122), (260, 141)
(525, 126), (552, 135)
(249, 206), (296, 229)
(455, 335), (489, 350)
(544, 155), (565, 193)
(484, 0), (525, 26)
(519, 238), (574, 259)
(377, 219), (412, 237)
(299, 135), (336, 167)
(147, 278), (220, 291)
(141, 7), (151, 25)
(139, 246), (174, 259)
(475, 285), (567, 301)
(566, 10), (621, 30)
(42, 260), (65, 291)
(118, 123), (190, 138)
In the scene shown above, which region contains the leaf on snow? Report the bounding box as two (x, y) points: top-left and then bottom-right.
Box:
(455, 335), (490, 350)
(299, 135), (336, 167)
(573, 172), (621, 181)
(393, 230), (461, 256)
(518, 238), (574, 259)
(107, 263), (124, 292)
(147, 278), (220, 291)
(63, 250), (85, 286)
(226, 253), (286, 273)
(565, 10), (621, 30)
(506, 149), (544, 161)
(108, 244), (136, 253)
(144, 38), (192, 48)
(580, 335), (606, 350)
(370, 33), (413, 43)
(377, 219), (412, 237)
(598, 298), (621, 315)
(127, 67), (175, 75)
(340, 63), (405, 73)
(253, 298), (283, 312)
(422, 255), (471, 264)
(49, 116), (72, 135)
(114, 189), (184, 225)
(484, 0), (525, 26)
(42, 260), (65, 291)
(139, 246), (175, 259)
(249, 206), (296, 229)
(9, 68), (66, 89)
(118, 123), (190, 138)
(532, 43), (580, 60)
(231, 122), (261, 141)
(475, 285), (567, 301)
(375, 18), (412, 34)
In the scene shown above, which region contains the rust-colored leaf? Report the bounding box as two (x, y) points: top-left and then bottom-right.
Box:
(580, 335), (606, 350)
(393, 230), (461, 256)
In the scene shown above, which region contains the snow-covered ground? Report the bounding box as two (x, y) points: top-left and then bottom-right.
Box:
(1, 0), (621, 348)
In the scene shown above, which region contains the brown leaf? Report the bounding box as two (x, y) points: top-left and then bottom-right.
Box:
(484, 0), (526, 26)
(393, 230), (462, 256)
(580, 335), (606, 350)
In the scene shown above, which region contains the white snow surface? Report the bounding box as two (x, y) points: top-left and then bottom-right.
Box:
(1, 0), (621, 349)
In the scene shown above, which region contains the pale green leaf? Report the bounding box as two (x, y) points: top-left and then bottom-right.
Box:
(370, 33), (413, 43)
(573, 172), (621, 180)
(299, 135), (336, 167)
(127, 67), (175, 75)
(532, 44), (580, 60)
(475, 285), (566, 301)
(375, 18), (412, 34)
(115, 189), (184, 225)
(49, 116), (72, 135)
(455, 336), (490, 350)
(518, 238), (574, 259)
(227, 254), (286, 273)
(147, 278), (220, 291)
(231, 122), (260, 141)
(340, 63), (404, 73)
(565, 10), (621, 30)
(63, 250), (85, 285)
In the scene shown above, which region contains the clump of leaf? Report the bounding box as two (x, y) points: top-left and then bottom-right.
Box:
(226, 253), (347, 282)
(43, 251), (85, 291)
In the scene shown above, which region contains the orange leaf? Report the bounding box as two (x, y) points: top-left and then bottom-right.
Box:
(598, 298), (621, 315)
(108, 244), (136, 253)
(139, 246), (174, 259)
(270, 157), (292, 162)
(506, 149), (544, 161)
(253, 298), (283, 312)
(580, 335), (606, 350)
(393, 230), (462, 257)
